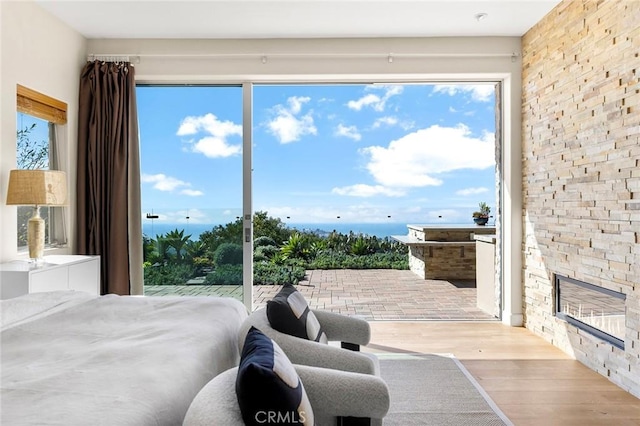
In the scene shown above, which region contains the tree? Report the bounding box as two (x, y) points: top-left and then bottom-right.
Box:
(253, 211), (292, 244)
(199, 218), (243, 255)
(17, 123), (48, 169)
(16, 122), (49, 247)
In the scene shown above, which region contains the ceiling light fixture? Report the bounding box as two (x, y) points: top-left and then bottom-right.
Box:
(475, 12), (488, 22)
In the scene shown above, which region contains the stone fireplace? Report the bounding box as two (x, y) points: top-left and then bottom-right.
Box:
(555, 275), (626, 350)
(521, 0), (639, 398)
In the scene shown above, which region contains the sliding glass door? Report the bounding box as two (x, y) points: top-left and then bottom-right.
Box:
(137, 85), (245, 302)
(250, 82), (499, 319)
(136, 82), (500, 317)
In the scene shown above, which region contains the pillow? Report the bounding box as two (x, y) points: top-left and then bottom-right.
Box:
(266, 284), (328, 344)
(236, 327), (314, 426)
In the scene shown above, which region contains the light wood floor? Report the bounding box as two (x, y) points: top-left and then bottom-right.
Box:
(365, 322), (640, 426)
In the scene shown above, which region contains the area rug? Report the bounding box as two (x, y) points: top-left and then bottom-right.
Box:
(378, 353), (513, 426)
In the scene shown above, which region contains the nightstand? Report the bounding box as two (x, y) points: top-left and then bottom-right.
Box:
(0, 255), (100, 300)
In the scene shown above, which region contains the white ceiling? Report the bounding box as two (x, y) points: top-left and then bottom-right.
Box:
(35, 0), (561, 39)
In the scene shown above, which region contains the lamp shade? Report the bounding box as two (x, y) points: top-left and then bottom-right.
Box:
(6, 169), (67, 206)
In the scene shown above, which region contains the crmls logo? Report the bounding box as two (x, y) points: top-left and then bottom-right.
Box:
(255, 410), (307, 424)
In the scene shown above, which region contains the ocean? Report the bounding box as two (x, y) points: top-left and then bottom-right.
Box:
(142, 222), (412, 240)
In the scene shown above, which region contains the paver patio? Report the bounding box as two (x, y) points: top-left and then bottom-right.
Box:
(144, 269), (497, 321)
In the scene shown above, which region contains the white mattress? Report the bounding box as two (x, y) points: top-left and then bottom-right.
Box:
(1, 291), (248, 425)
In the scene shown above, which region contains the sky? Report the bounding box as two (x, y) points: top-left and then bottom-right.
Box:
(137, 83), (496, 226)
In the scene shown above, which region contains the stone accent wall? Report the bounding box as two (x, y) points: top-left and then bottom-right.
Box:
(522, 0), (640, 397)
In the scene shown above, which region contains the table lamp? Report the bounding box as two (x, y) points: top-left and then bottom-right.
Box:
(6, 169), (67, 260)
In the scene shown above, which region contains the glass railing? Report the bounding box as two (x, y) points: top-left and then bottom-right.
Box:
(142, 207), (244, 300)
(141, 208), (413, 300)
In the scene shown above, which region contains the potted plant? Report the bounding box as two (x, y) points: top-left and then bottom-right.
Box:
(472, 202), (491, 226)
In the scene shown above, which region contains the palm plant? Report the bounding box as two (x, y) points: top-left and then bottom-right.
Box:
(280, 232), (310, 260)
(164, 229), (192, 263)
(152, 235), (171, 265)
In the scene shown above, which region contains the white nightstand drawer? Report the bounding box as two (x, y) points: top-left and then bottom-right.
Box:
(30, 267), (69, 293)
(0, 255), (100, 299)
(69, 261), (101, 294)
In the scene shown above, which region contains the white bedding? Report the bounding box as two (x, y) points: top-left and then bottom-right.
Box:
(1, 291), (248, 425)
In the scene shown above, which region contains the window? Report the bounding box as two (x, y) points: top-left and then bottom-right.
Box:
(16, 85), (68, 250)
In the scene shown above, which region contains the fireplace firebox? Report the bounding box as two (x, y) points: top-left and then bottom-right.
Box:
(554, 274), (625, 349)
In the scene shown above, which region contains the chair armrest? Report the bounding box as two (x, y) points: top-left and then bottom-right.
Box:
(295, 364), (390, 423)
(183, 368), (244, 426)
(239, 308), (377, 375)
(272, 328), (378, 375)
(312, 309), (371, 346)
(184, 364), (390, 426)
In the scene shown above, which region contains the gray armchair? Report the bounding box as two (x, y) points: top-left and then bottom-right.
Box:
(238, 308), (379, 375)
(182, 364), (390, 426)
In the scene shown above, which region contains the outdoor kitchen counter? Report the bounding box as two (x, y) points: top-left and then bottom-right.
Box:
(474, 234), (498, 316)
(392, 224), (496, 280)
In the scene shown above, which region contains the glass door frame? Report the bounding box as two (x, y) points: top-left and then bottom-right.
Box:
(242, 83), (253, 309)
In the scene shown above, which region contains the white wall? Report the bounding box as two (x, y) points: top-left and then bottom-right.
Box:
(0, 1), (86, 262)
(88, 37), (524, 324)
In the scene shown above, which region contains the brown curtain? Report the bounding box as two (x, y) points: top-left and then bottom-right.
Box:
(76, 61), (143, 295)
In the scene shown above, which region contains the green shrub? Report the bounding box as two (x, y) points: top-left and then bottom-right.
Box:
(308, 251), (408, 270)
(254, 244), (279, 260)
(350, 237), (373, 255)
(253, 262), (306, 285)
(253, 251), (268, 263)
(204, 264), (243, 285)
(143, 264), (196, 286)
(213, 243), (243, 266)
(254, 236), (276, 248)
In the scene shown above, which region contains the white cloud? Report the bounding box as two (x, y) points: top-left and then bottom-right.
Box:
(347, 94), (381, 111)
(267, 96), (317, 144)
(177, 113), (241, 137)
(432, 84), (495, 102)
(347, 85), (403, 112)
(456, 187), (489, 196)
(287, 96), (308, 114)
(372, 116), (398, 128)
(360, 124), (495, 188)
(142, 173), (188, 192)
(180, 189), (204, 197)
(371, 116), (414, 131)
(192, 137), (242, 158)
(141, 173), (203, 196)
(335, 124), (361, 141)
(177, 113), (242, 158)
(331, 184), (405, 197)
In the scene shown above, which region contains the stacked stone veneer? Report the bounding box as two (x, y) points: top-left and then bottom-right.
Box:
(522, 0), (640, 397)
(406, 226), (495, 280)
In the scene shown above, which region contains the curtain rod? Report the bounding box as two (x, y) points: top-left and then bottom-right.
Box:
(89, 52), (519, 63)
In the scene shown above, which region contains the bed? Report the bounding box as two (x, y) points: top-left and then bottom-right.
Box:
(1, 290), (248, 425)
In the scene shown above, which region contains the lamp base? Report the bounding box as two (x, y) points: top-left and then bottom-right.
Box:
(27, 207), (45, 260)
